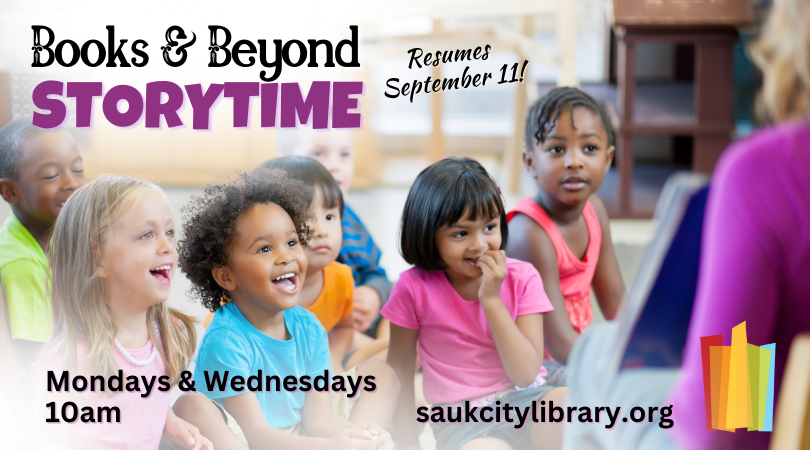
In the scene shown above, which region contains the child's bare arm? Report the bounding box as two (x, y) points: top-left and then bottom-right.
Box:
(163, 407), (213, 450)
(506, 214), (579, 364)
(588, 196), (625, 320)
(328, 316), (355, 373)
(478, 250), (545, 387)
(301, 389), (391, 449)
(223, 392), (341, 450)
(387, 324), (420, 448)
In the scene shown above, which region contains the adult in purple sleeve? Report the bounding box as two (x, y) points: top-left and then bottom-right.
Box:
(667, 0), (810, 447)
(563, 0), (810, 448)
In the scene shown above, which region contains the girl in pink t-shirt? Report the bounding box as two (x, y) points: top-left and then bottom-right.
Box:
(36, 176), (211, 450)
(383, 157), (566, 450)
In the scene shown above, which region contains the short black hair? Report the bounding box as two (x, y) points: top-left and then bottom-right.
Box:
(256, 155), (344, 217)
(524, 87), (615, 150)
(178, 170), (312, 312)
(400, 157), (508, 272)
(0, 116), (49, 180)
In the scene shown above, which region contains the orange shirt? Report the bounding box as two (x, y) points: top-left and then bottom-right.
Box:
(202, 261), (355, 331)
(305, 262), (354, 332)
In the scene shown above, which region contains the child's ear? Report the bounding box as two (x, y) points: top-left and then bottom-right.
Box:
(95, 252), (109, 278)
(605, 145), (616, 171)
(212, 266), (237, 292)
(0, 179), (21, 204)
(522, 148), (538, 180)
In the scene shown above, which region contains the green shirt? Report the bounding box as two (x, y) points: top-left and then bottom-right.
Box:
(0, 214), (51, 342)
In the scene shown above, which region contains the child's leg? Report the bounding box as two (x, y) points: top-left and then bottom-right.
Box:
(346, 358), (400, 428)
(345, 336), (389, 369)
(173, 392), (248, 450)
(460, 436), (514, 450)
(530, 387), (567, 450)
(349, 330), (375, 352)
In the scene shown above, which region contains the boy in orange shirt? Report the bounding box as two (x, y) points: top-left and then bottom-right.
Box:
(258, 156), (357, 374)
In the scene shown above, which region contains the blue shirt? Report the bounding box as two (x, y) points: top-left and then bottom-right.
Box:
(338, 204), (392, 309)
(194, 302), (331, 428)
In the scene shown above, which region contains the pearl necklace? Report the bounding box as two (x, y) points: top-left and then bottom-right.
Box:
(114, 338), (158, 367)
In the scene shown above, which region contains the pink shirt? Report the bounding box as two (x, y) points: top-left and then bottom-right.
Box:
(40, 339), (170, 450)
(507, 199), (601, 334)
(382, 258), (553, 404)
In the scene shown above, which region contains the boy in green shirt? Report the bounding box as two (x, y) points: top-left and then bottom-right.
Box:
(0, 116), (86, 375)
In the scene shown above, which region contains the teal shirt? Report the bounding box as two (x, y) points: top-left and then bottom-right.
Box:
(0, 214), (51, 342)
(195, 303), (332, 429)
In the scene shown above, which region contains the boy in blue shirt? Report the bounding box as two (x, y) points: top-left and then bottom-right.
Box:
(174, 169), (396, 450)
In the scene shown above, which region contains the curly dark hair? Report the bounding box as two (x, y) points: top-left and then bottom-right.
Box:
(524, 86), (615, 150)
(178, 169), (312, 311)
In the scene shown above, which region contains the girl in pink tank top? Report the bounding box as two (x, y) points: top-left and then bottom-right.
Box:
(506, 87), (626, 371)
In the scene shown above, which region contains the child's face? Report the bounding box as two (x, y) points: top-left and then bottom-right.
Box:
(11, 131), (86, 225)
(298, 131), (355, 195)
(99, 189), (177, 310)
(524, 106), (614, 207)
(435, 210), (502, 280)
(305, 188), (343, 274)
(219, 203), (308, 312)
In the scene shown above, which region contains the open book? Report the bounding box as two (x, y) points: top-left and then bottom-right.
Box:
(604, 173), (710, 373)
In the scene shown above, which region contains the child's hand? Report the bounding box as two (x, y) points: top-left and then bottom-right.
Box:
(328, 427), (382, 449)
(352, 286), (382, 332)
(163, 411), (213, 450)
(364, 424), (394, 449)
(476, 249), (507, 302)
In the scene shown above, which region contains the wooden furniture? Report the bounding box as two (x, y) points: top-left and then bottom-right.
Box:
(609, 0), (755, 26)
(771, 333), (810, 450)
(614, 25), (738, 217)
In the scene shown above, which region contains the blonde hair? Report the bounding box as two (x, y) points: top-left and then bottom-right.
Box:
(48, 175), (196, 385)
(749, 0), (810, 123)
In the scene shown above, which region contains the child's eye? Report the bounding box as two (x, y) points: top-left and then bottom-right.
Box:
(140, 231), (154, 239)
(584, 145), (599, 152)
(73, 169), (85, 174)
(325, 214), (333, 221)
(548, 147), (565, 154)
(258, 245), (270, 253)
(310, 151), (323, 158)
(340, 152), (351, 159)
(453, 231), (468, 238)
(287, 239), (298, 247)
(485, 224), (497, 232)
(41, 174), (59, 180)
(166, 229), (175, 239)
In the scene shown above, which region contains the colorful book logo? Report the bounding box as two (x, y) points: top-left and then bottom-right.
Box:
(700, 322), (775, 432)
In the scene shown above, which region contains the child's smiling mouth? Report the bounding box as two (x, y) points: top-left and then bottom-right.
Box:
(464, 257), (481, 268)
(272, 272), (299, 294)
(150, 264), (172, 285)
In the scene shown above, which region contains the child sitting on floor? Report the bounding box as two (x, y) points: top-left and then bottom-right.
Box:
(385, 157), (565, 450)
(37, 175), (208, 450)
(257, 155), (393, 372)
(0, 116), (86, 377)
(506, 87), (626, 384)
(277, 129), (392, 353)
(175, 169), (396, 450)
